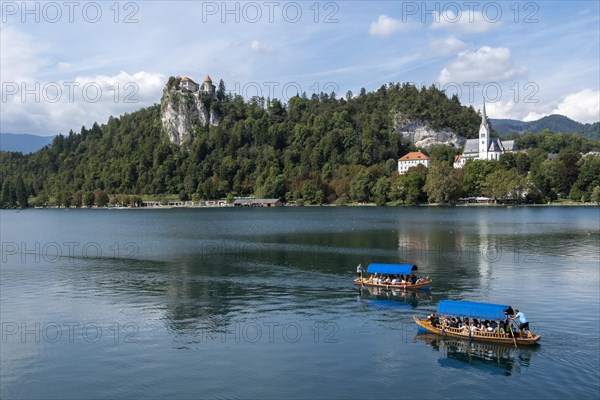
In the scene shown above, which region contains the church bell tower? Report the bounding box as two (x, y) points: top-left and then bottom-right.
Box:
(478, 100), (490, 160)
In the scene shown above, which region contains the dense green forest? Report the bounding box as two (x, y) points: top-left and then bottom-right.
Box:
(1, 82), (599, 208)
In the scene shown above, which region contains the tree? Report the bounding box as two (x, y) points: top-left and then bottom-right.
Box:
(94, 189), (109, 207)
(391, 164), (427, 205)
(14, 175), (28, 208)
(83, 191), (94, 207)
(217, 79), (226, 101)
(481, 168), (529, 203)
(424, 163), (461, 204)
(557, 148), (581, 194)
(59, 190), (72, 208)
(570, 155), (600, 201)
(392, 175), (408, 205)
(349, 170), (374, 203)
(591, 186), (600, 205)
(426, 145), (459, 166)
(373, 177), (390, 206)
(72, 191), (83, 207)
(0, 180), (15, 208)
(462, 160), (496, 197)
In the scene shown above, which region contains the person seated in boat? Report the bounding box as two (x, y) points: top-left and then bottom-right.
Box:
(460, 319), (470, 332)
(510, 309), (530, 336)
(384, 275), (391, 284)
(470, 322), (482, 333)
(494, 322), (505, 334)
(410, 275), (418, 284)
(501, 320), (512, 336)
(450, 318), (459, 328)
(427, 312), (439, 327)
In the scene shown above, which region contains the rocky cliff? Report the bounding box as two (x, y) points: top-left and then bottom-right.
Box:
(393, 113), (466, 149)
(160, 87), (219, 145)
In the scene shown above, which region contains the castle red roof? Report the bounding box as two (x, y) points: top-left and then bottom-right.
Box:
(181, 77), (197, 84)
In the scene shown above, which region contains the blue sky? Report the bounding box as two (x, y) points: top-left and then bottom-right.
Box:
(1, 0), (599, 136)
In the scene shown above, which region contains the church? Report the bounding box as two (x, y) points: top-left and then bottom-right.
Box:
(453, 102), (517, 168)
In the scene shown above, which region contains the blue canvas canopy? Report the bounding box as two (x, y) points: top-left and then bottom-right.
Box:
(366, 263), (418, 275)
(437, 300), (510, 321)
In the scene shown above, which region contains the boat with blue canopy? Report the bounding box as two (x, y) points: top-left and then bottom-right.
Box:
(413, 300), (541, 346)
(354, 263), (432, 290)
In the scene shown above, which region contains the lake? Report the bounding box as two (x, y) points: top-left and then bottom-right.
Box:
(1, 207), (599, 399)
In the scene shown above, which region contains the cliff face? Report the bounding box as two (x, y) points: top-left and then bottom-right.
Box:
(160, 87), (219, 145)
(393, 113), (466, 148)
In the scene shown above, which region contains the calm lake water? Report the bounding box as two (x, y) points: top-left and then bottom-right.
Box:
(1, 207), (599, 399)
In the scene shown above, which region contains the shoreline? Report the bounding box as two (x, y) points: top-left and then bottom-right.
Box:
(8, 202), (598, 210)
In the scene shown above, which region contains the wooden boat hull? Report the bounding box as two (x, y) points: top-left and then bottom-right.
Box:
(354, 278), (431, 290)
(413, 316), (541, 345)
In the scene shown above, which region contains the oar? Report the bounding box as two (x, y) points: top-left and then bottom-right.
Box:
(508, 318), (517, 348)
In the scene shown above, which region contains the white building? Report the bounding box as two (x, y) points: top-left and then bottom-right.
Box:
(454, 101), (517, 168)
(180, 77), (199, 92)
(398, 151), (430, 174)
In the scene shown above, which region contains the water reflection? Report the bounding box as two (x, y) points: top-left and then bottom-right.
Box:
(415, 333), (537, 376)
(357, 285), (431, 308)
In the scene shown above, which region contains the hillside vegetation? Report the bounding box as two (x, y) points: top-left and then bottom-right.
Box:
(1, 82), (599, 207)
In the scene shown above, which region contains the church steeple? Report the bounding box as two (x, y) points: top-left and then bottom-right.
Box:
(481, 99), (488, 127)
(478, 99), (490, 159)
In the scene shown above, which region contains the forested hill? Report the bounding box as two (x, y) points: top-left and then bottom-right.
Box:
(0, 83), (484, 205)
(492, 115), (600, 140)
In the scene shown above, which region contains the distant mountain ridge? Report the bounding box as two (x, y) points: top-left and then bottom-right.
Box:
(0, 133), (55, 154)
(491, 115), (599, 140)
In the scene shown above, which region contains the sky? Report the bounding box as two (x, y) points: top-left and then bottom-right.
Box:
(1, 0), (599, 136)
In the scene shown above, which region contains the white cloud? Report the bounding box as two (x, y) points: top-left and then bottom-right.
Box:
(1, 71), (165, 135)
(425, 36), (468, 56)
(0, 26), (50, 83)
(522, 111), (548, 122)
(552, 89), (600, 123)
(250, 40), (275, 53)
(438, 46), (527, 84)
(485, 100), (520, 120)
(431, 10), (500, 33)
(522, 89), (600, 123)
(369, 15), (417, 37)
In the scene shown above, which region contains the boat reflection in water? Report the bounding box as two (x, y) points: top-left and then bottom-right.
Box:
(358, 285), (432, 308)
(415, 333), (536, 376)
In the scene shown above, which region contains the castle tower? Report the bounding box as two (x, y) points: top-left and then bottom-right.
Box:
(200, 75), (216, 97)
(478, 100), (490, 160)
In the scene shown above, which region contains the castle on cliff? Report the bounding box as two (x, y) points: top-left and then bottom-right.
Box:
(179, 75), (216, 98)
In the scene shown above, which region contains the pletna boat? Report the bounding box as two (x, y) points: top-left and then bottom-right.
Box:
(354, 263), (432, 290)
(413, 300), (541, 346)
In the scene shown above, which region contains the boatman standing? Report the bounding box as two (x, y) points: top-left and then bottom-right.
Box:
(356, 264), (363, 280)
(510, 309), (529, 336)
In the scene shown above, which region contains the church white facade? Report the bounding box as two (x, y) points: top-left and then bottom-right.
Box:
(453, 101), (517, 168)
